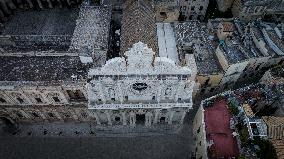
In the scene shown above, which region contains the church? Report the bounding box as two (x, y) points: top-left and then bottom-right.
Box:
(0, 0), (195, 134)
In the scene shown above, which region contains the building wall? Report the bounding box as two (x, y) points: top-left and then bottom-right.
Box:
(155, 0), (180, 22)
(220, 61), (249, 89)
(86, 42), (194, 131)
(193, 104), (207, 159)
(232, 0), (267, 21)
(0, 105), (96, 123)
(94, 108), (187, 126)
(196, 73), (223, 94)
(217, 23), (233, 40)
(0, 83), (87, 106)
(216, 0), (234, 12)
(216, 46), (229, 71)
(179, 0), (209, 21)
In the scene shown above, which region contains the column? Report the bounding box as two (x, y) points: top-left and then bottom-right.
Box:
(105, 111), (112, 125)
(157, 81), (163, 102)
(154, 109), (160, 124)
(88, 111), (101, 125)
(46, 0), (53, 8)
(54, 111), (63, 121)
(70, 109), (79, 120)
(26, 0), (33, 8)
(180, 111), (186, 124)
(145, 112), (152, 126)
(98, 83), (106, 103)
(36, 0), (43, 9)
(122, 111), (127, 126)
(129, 112), (135, 126)
(36, 109), (46, 120)
(19, 109), (30, 118)
(168, 111), (175, 125)
(117, 81), (124, 103)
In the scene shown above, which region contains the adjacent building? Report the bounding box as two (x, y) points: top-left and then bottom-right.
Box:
(231, 0), (284, 21)
(216, 0), (234, 12)
(154, 0), (180, 22)
(0, 0), (196, 134)
(179, 0), (209, 21)
(0, 3), (111, 126)
(193, 97), (240, 158)
(194, 81), (284, 158)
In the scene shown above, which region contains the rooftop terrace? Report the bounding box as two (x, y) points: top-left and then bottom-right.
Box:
(204, 100), (239, 158)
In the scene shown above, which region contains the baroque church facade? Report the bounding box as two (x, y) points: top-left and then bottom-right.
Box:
(88, 42), (194, 127)
(0, 0), (195, 134)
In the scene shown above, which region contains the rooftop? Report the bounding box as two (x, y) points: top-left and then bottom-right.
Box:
(221, 22), (234, 32)
(70, 6), (111, 52)
(0, 7), (79, 52)
(0, 56), (87, 82)
(234, 84), (284, 116)
(174, 21), (222, 74)
(204, 100), (239, 158)
(220, 42), (248, 64)
(262, 116), (284, 159)
(194, 44), (223, 75)
(120, 0), (157, 54)
(174, 21), (205, 47)
(156, 23), (179, 64)
(271, 65), (284, 78)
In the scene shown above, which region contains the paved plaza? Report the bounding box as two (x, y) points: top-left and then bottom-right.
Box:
(0, 111), (196, 159)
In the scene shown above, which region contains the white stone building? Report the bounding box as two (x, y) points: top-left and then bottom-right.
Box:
(87, 42), (195, 128)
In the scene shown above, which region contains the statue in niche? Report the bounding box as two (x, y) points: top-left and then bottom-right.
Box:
(165, 87), (172, 96)
(108, 88), (115, 98)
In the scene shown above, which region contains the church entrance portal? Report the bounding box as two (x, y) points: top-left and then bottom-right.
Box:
(136, 114), (145, 125)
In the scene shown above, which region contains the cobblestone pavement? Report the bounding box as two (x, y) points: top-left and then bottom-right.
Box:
(0, 102), (201, 159)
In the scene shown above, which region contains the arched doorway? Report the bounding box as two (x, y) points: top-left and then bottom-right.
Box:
(0, 116), (18, 133)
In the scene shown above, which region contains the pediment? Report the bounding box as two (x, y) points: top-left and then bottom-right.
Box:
(89, 42), (191, 76)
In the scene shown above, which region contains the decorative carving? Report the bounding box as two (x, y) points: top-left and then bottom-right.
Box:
(89, 42), (191, 75)
(88, 42), (194, 110)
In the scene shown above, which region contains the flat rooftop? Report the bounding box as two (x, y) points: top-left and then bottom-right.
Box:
(220, 42), (248, 64)
(174, 21), (222, 74)
(0, 8), (78, 36)
(204, 100), (239, 158)
(156, 23), (179, 64)
(174, 21), (205, 47)
(195, 44), (223, 75)
(0, 56), (87, 81)
(0, 7), (79, 52)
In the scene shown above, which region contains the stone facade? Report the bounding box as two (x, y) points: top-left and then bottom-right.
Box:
(88, 42), (195, 128)
(231, 0), (284, 21)
(179, 0), (209, 21)
(154, 0), (180, 22)
(0, 3), (111, 128)
(216, 0), (234, 12)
